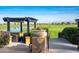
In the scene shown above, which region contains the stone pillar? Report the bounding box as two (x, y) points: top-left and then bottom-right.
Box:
(32, 29), (48, 53)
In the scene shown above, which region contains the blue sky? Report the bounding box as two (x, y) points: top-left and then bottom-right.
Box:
(0, 6), (79, 23)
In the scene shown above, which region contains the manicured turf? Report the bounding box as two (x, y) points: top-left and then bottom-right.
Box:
(0, 23), (77, 38)
(37, 24), (77, 38)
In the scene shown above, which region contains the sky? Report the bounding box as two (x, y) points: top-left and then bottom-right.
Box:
(0, 6), (79, 23)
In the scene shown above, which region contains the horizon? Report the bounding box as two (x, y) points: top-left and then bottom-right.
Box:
(0, 6), (79, 23)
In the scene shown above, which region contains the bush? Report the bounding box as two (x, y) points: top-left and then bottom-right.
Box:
(58, 32), (64, 38)
(61, 27), (79, 44)
(0, 31), (10, 47)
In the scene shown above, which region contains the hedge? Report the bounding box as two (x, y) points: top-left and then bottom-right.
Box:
(0, 31), (10, 47)
(60, 27), (79, 44)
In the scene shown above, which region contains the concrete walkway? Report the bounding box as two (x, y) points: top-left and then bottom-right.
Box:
(49, 38), (79, 53)
(0, 38), (79, 53)
(0, 42), (30, 53)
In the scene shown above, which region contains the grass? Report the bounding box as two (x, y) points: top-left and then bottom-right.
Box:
(0, 23), (77, 38)
(37, 24), (77, 38)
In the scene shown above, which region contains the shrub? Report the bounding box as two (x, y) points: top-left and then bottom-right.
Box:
(58, 32), (64, 38)
(0, 31), (10, 47)
(61, 27), (79, 44)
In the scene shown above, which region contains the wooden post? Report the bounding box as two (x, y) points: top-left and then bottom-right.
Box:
(78, 22), (79, 27)
(27, 21), (30, 34)
(20, 22), (22, 32)
(7, 21), (10, 32)
(34, 22), (36, 28)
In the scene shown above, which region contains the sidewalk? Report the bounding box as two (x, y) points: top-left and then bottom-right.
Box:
(0, 42), (30, 53)
(0, 38), (79, 53)
(49, 38), (79, 53)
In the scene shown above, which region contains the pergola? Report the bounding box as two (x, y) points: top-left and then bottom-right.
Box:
(3, 17), (38, 34)
(75, 19), (79, 27)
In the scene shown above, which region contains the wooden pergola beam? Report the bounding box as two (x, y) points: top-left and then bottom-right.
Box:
(3, 17), (38, 22)
(27, 21), (30, 34)
(20, 22), (22, 32)
(34, 22), (36, 28)
(7, 21), (10, 32)
(75, 19), (79, 27)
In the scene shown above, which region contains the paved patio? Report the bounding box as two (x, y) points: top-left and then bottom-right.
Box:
(49, 38), (79, 53)
(0, 38), (79, 53)
(0, 42), (30, 53)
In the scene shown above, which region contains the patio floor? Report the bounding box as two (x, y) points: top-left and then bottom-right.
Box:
(0, 38), (79, 53)
(0, 42), (30, 53)
(49, 38), (79, 53)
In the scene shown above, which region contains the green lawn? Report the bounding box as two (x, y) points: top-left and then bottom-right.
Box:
(37, 24), (77, 38)
(0, 23), (77, 38)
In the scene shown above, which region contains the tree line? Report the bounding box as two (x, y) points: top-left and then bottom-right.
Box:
(51, 22), (76, 25)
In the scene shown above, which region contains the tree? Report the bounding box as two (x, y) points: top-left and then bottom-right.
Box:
(61, 22), (65, 25)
